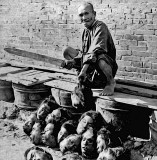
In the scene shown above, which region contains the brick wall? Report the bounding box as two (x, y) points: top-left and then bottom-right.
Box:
(0, 0), (157, 84)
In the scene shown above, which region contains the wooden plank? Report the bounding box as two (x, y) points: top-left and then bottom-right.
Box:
(7, 70), (43, 78)
(0, 66), (28, 77)
(115, 83), (157, 98)
(8, 60), (77, 75)
(0, 63), (10, 68)
(115, 78), (157, 90)
(45, 80), (77, 92)
(7, 68), (77, 86)
(48, 73), (77, 83)
(0, 59), (77, 75)
(45, 80), (157, 110)
(7, 69), (45, 81)
(0, 67), (29, 81)
(7, 69), (58, 86)
(21, 70), (44, 76)
(93, 89), (157, 110)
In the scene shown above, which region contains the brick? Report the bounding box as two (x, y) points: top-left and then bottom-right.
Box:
(152, 51), (157, 58)
(132, 51), (151, 57)
(125, 66), (136, 72)
(115, 35), (124, 40)
(122, 56), (141, 61)
(153, 75), (157, 81)
(19, 37), (30, 41)
(116, 45), (129, 50)
(116, 60), (132, 67)
(132, 61), (143, 68)
(133, 14), (146, 19)
(152, 63), (157, 69)
(130, 46), (147, 51)
(153, 18), (157, 24)
(146, 24), (157, 30)
(117, 71), (133, 77)
(136, 68), (146, 73)
(125, 34), (144, 41)
(144, 35), (157, 41)
(143, 61), (151, 68)
(117, 50), (132, 56)
(147, 41), (157, 47)
(145, 73), (154, 80)
(138, 41), (147, 47)
(145, 57), (157, 63)
(119, 39), (137, 46)
(152, 69), (157, 75)
(134, 29), (155, 35)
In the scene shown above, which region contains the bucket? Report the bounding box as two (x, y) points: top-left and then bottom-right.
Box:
(12, 83), (51, 110)
(96, 98), (152, 140)
(0, 80), (14, 102)
(51, 88), (72, 107)
(51, 88), (82, 120)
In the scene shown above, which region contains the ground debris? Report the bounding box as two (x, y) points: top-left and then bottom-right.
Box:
(0, 101), (20, 120)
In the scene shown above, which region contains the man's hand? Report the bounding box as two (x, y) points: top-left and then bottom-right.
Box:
(83, 53), (97, 64)
(78, 64), (89, 83)
(78, 72), (87, 83)
(61, 59), (75, 70)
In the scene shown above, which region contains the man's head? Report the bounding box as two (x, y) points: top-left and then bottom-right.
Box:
(81, 127), (98, 158)
(78, 2), (96, 28)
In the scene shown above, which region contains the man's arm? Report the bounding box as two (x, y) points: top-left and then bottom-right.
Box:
(83, 23), (114, 65)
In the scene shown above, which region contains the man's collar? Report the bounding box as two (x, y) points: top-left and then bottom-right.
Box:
(86, 20), (97, 30)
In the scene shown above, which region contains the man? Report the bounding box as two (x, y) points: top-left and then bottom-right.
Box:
(81, 127), (98, 159)
(62, 2), (118, 96)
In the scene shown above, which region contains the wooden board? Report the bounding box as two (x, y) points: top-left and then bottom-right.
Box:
(115, 78), (157, 90)
(0, 59), (77, 75)
(115, 83), (157, 98)
(93, 89), (157, 110)
(6, 69), (77, 86)
(48, 73), (77, 83)
(45, 79), (157, 110)
(45, 80), (77, 92)
(6, 69), (55, 86)
(0, 66), (28, 77)
(0, 65), (29, 82)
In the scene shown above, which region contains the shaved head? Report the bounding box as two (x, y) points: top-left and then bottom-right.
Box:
(77, 2), (96, 28)
(78, 2), (94, 12)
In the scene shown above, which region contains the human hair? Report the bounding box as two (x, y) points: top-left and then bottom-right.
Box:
(39, 95), (59, 112)
(97, 126), (111, 145)
(61, 120), (77, 134)
(78, 110), (105, 131)
(97, 126), (123, 148)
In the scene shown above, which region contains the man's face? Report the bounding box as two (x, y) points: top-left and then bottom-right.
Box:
(57, 126), (69, 143)
(97, 134), (107, 154)
(44, 123), (54, 133)
(42, 131), (56, 148)
(76, 115), (93, 134)
(37, 103), (50, 120)
(81, 129), (95, 157)
(59, 134), (81, 153)
(78, 5), (95, 28)
(50, 109), (61, 123)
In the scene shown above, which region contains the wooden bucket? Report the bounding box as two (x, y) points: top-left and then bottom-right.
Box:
(12, 83), (51, 110)
(96, 98), (152, 140)
(51, 88), (72, 107)
(0, 80), (14, 102)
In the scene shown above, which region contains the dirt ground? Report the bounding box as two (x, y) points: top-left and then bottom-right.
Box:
(0, 101), (157, 160)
